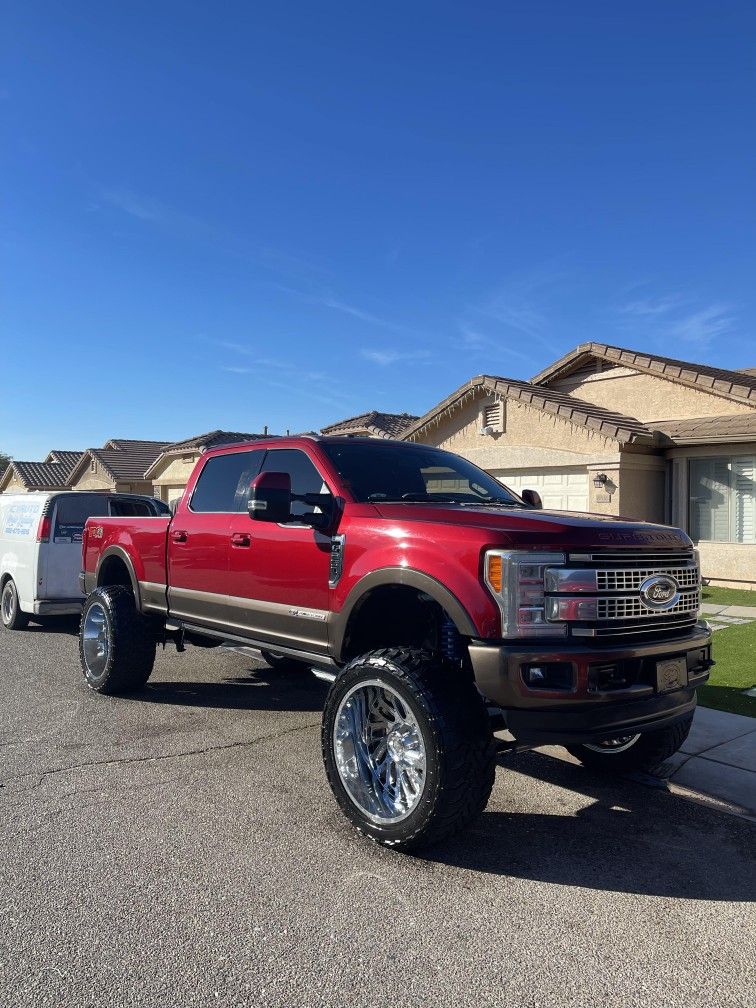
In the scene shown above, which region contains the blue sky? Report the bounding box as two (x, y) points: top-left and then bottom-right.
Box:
(2, 1), (755, 459)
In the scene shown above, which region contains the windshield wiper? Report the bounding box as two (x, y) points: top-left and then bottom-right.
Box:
(367, 493), (460, 504)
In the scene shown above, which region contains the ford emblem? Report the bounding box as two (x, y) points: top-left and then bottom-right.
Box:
(639, 574), (680, 610)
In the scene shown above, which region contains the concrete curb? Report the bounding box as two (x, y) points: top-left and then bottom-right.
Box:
(657, 707), (756, 818)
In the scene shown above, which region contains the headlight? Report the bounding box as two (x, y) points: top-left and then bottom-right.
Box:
(484, 550), (567, 638)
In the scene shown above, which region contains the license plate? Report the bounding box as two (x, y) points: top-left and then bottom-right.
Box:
(656, 657), (688, 693)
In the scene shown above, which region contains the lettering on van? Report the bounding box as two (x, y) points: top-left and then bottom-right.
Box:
(2, 501), (42, 537)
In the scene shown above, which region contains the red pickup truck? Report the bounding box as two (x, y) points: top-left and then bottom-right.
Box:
(79, 436), (712, 849)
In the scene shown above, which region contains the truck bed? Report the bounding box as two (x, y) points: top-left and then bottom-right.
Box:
(83, 516), (171, 593)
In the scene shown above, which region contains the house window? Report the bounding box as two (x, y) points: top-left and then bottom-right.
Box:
(481, 398), (505, 434)
(689, 456), (755, 544)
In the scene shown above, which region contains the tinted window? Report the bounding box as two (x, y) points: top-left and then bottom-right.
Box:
(261, 449), (331, 518)
(191, 451), (265, 513)
(109, 498), (153, 517)
(321, 442), (522, 506)
(53, 494), (109, 539)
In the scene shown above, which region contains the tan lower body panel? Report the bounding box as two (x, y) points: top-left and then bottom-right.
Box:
(167, 585), (331, 654)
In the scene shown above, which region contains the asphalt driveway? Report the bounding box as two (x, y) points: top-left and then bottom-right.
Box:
(0, 619), (754, 1008)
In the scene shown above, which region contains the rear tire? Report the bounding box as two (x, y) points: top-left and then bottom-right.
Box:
(1, 578), (29, 630)
(322, 647), (497, 851)
(566, 714), (694, 774)
(79, 585), (156, 694)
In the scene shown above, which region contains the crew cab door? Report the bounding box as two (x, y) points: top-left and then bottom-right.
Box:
(167, 448), (265, 627)
(227, 447), (334, 656)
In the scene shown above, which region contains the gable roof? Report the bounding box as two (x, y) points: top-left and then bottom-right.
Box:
(321, 411), (419, 439)
(143, 430), (276, 478)
(402, 375), (656, 446)
(1, 460), (75, 491)
(68, 441), (170, 486)
(102, 438), (172, 451)
(44, 450), (84, 475)
(530, 343), (756, 407)
(163, 430), (271, 453)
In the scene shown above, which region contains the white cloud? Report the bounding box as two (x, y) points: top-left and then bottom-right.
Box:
(620, 295), (683, 317)
(667, 304), (735, 344)
(361, 348), (432, 366)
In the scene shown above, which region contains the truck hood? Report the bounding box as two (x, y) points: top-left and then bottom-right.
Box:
(371, 503), (692, 550)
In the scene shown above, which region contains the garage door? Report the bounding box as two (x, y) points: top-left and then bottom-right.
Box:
(491, 467), (589, 512)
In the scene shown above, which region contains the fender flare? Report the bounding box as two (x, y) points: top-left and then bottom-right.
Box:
(330, 567), (477, 661)
(95, 547), (142, 610)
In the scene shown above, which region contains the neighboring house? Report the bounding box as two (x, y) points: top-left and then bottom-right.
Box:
(321, 411), (419, 439)
(67, 440), (170, 496)
(0, 450), (84, 494)
(145, 430), (274, 506)
(402, 343), (756, 588)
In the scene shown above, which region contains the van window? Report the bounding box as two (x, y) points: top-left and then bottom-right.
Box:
(53, 494), (109, 541)
(109, 498), (153, 517)
(190, 451), (265, 513)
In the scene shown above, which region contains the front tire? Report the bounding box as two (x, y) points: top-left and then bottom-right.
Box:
(1, 578), (29, 630)
(322, 648), (497, 851)
(79, 585), (156, 694)
(566, 714), (694, 774)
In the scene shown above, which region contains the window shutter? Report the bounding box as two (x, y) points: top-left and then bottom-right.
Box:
(482, 398), (504, 433)
(733, 457), (756, 544)
(690, 458), (730, 542)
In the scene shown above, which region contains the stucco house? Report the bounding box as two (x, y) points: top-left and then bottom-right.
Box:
(402, 343), (756, 588)
(321, 411), (419, 439)
(0, 450), (84, 493)
(67, 440), (170, 496)
(145, 430), (273, 506)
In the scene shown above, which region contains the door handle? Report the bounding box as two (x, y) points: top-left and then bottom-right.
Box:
(231, 532), (251, 547)
(172, 530), (188, 543)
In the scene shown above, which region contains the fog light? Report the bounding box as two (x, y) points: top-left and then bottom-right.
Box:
(522, 662), (574, 690)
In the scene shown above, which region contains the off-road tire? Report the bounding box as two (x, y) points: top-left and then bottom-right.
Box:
(322, 647), (497, 851)
(79, 585), (156, 695)
(1, 578), (30, 631)
(260, 649), (304, 672)
(566, 713), (694, 774)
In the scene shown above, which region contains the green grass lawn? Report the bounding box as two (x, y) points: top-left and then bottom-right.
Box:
(701, 585), (756, 608)
(698, 620), (756, 717)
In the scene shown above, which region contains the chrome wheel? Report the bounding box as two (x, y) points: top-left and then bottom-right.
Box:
(584, 734), (641, 754)
(333, 679), (427, 825)
(1, 583), (15, 626)
(82, 602), (110, 678)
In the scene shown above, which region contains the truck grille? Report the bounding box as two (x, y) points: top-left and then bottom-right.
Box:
(595, 566), (698, 592)
(596, 590), (699, 620)
(548, 548), (701, 640)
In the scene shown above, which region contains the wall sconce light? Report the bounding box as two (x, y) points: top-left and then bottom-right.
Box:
(593, 473), (608, 489)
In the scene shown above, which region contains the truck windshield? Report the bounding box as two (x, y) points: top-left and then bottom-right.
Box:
(321, 442), (523, 506)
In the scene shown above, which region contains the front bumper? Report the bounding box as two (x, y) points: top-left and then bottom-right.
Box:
(469, 623), (712, 747)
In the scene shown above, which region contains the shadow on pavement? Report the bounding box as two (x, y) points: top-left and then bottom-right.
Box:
(420, 748), (756, 902)
(141, 667), (327, 713)
(21, 615), (80, 635)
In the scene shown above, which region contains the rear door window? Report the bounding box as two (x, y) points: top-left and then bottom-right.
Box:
(109, 498), (153, 517)
(190, 451), (265, 513)
(53, 494), (109, 542)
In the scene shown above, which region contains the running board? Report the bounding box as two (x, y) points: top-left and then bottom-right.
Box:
(312, 668), (336, 684)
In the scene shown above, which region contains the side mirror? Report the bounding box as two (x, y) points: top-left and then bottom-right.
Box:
(248, 471), (292, 523)
(521, 488), (542, 509)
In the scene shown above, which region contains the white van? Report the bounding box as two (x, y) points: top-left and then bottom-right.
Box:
(0, 492), (169, 630)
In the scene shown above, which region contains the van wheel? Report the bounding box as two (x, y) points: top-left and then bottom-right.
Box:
(1, 579), (29, 630)
(565, 714), (694, 774)
(322, 648), (497, 851)
(79, 585), (156, 694)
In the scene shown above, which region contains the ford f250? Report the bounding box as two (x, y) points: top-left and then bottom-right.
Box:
(78, 436), (712, 849)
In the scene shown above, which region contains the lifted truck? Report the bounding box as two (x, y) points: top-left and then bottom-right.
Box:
(78, 437), (712, 849)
